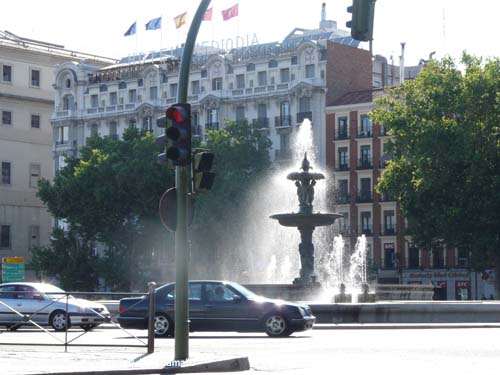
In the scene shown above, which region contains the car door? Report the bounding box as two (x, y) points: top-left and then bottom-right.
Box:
(0, 285), (19, 324)
(201, 282), (253, 332)
(14, 285), (48, 326)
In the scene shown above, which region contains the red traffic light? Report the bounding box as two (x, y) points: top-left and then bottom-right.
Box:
(166, 106), (188, 123)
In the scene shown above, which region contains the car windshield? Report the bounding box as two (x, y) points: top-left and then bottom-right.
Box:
(229, 282), (257, 298)
(35, 284), (72, 300)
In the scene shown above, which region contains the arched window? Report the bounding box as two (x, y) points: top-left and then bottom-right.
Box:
(65, 78), (71, 89)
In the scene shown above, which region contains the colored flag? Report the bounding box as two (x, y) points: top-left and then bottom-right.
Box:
(221, 3), (238, 21)
(203, 7), (213, 21)
(145, 17), (162, 30)
(174, 12), (187, 29)
(124, 21), (136, 37)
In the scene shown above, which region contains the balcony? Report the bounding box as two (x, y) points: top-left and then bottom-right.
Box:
(205, 122), (219, 131)
(360, 225), (373, 236)
(380, 192), (396, 202)
(252, 118), (269, 129)
(357, 158), (373, 170)
(357, 190), (373, 203)
(335, 162), (350, 172)
(379, 126), (389, 136)
(275, 115), (292, 128)
(380, 226), (396, 236)
(296, 111), (312, 124)
(335, 130), (349, 140)
(357, 129), (372, 138)
(335, 193), (351, 205)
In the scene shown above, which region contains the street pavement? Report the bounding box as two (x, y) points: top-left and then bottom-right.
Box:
(2, 324), (500, 374)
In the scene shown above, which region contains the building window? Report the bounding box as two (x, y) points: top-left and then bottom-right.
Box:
(360, 178), (371, 201)
(57, 126), (69, 144)
(2, 110), (12, 125)
(149, 86), (158, 100)
(28, 225), (40, 249)
(58, 155), (67, 170)
(30, 69), (40, 87)
(109, 92), (118, 105)
(90, 123), (98, 137)
(0, 225), (11, 249)
(29, 163), (41, 188)
(128, 89), (137, 103)
(268, 59), (278, 68)
(384, 243), (396, 268)
(91, 94), (99, 108)
(246, 63), (255, 72)
(280, 132), (290, 152)
(31, 114), (40, 129)
(337, 179), (349, 204)
(383, 210), (395, 235)
(280, 68), (290, 83)
(142, 116), (153, 132)
(360, 145), (371, 166)
(432, 246), (444, 268)
(119, 81), (127, 90)
(338, 147), (348, 170)
(201, 69), (207, 78)
(235, 106), (245, 122)
(236, 74), (245, 89)
(337, 116), (348, 138)
(2, 65), (12, 82)
(128, 118), (137, 128)
(191, 80), (200, 95)
(170, 83), (178, 98)
(291, 56), (298, 65)
(257, 71), (267, 86)
(207, 109), (218, 125)
(360, 114), (372, 136)
(138, 79), (143, 87)
(299, 97), (311, 113)
(62, 95), (74, 110)
(65, 78), (71, 88)
(212, 78), (223, 91)
(109, 122), (118, 139)
(361, 211), (372, 235)
(409, 245), (420, 268)
(1, 162), (11, 185)
(257, 103), (267, 119)
(280, 101), (290, 118)
(305, 64), (315, 78)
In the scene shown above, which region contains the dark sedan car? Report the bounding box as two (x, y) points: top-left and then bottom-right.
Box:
(118, 281), (315, 337)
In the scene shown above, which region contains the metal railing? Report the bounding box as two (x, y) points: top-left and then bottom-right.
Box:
(0, 284), (157, 353)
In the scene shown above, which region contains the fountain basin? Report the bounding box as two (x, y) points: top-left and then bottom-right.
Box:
(270, 213), (343, 227)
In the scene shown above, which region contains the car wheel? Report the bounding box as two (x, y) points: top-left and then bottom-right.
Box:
(50, 310), (70, 331)
(80, 324), (96, 332)
(154, 313), (173, 337)
(264, 313), (292, 337)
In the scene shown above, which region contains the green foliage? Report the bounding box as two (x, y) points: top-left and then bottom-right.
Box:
(36, 128), (174, 290)
(372, 54), (500, 271)
(30, 228), (99, 291)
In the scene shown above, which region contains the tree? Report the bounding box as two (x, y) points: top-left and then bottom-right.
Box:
(371, 55), (500, 293)
(36, 128), (174, 290)
(30, 228), (99, 291)
(190, 120), (272, 278)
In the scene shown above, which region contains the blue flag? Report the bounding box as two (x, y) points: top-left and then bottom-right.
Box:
(124, 21), (137, 37)
(145, 17), (162, 31)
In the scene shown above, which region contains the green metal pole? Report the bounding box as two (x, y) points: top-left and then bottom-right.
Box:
(174, 0), (211, 361)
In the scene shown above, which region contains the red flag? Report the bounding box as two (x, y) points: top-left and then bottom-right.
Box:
(203, 7), (213, 21)
(221, 3), (238, 21)
(174, 12), (187, 29)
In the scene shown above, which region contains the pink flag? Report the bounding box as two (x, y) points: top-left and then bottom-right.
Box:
(203, 7), (213, 21)
(221, 3), (238, 21)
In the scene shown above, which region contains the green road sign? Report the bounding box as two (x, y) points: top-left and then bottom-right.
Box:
(2, 257), (25, 282)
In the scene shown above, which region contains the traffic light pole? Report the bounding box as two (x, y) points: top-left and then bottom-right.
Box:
(174, 0), (211, 361)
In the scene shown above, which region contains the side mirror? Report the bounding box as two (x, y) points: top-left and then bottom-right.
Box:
(233, 295), (243, 303)
(33, 294), (44, 301)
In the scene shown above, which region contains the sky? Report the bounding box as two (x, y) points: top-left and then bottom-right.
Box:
(2, 0), (499, 66)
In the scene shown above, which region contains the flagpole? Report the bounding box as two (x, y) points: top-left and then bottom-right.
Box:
(237, 0), (240, 37)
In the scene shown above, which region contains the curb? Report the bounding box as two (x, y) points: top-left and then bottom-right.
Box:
(313, 323), (500, 330)
(30, 357), (250, 375)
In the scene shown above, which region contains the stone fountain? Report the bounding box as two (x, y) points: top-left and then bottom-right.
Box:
(270, 153), (342, 285)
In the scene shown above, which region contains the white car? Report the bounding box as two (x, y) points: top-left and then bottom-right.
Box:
(0, 282), (110, 331)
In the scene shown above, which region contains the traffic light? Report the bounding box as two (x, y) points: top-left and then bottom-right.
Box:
(192, 151), (215, 193)
(164, 103), (192, 166)
(346, 0), (376, 42)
